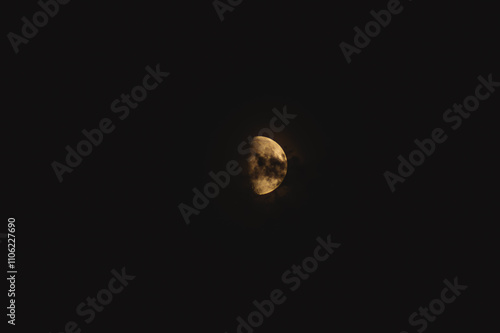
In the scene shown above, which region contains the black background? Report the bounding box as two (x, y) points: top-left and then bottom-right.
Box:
(3, 0), (498, 332)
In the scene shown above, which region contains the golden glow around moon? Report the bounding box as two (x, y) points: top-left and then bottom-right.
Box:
(248, 136), (287, 195)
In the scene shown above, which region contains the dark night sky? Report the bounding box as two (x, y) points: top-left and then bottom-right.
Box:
(3, 0), (499, 332)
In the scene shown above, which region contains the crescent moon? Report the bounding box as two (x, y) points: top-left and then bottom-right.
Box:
(247, 136), (287, 195)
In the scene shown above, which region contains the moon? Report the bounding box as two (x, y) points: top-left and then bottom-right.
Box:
(247, 136), (287, 195)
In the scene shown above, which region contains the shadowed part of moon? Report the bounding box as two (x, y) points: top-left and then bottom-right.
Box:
(248, 136), (287, 195)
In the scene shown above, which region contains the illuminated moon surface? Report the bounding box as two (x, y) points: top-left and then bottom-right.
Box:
(248, 136), (287, 195)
